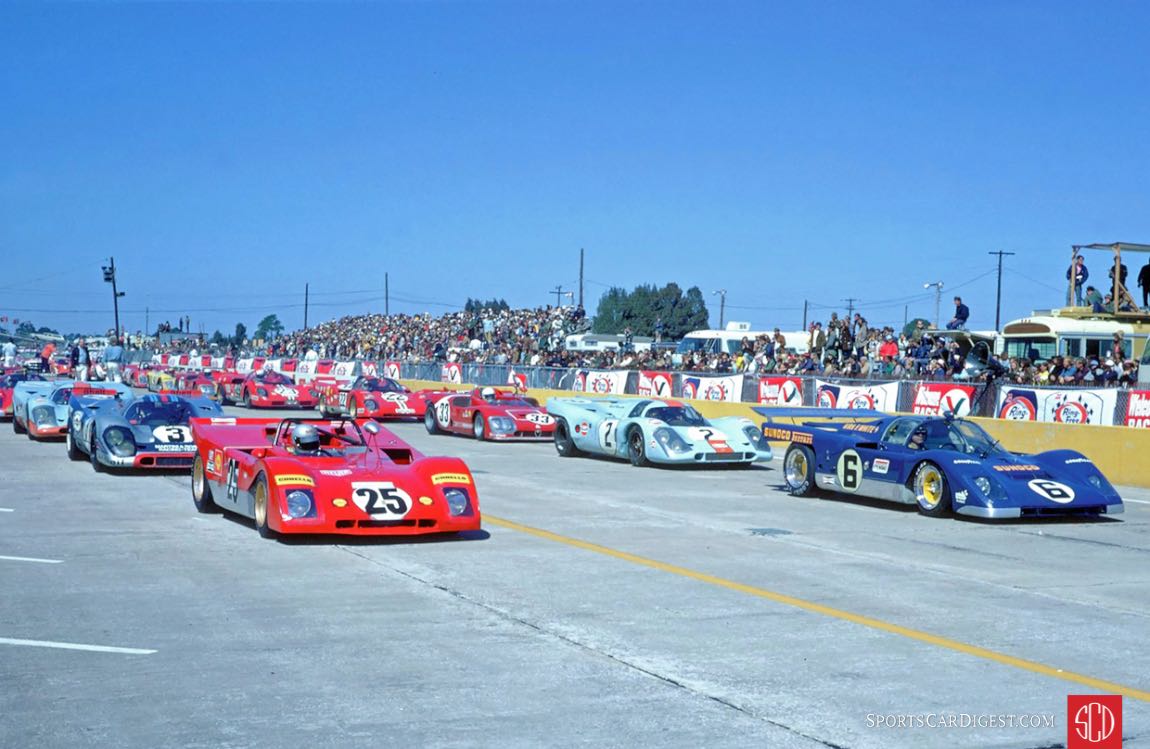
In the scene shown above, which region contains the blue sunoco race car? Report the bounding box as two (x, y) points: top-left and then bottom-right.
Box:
(547, 397), (772, 466)
(67, 391), (223, 471)
(757, 408), (1123, 519)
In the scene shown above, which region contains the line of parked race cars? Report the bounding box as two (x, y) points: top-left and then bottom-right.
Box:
(0, 356), (1125, 541)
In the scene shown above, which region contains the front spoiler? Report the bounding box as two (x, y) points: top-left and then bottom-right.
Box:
(955, 503), (1125, 519)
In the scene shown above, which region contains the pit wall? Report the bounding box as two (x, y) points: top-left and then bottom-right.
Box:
(401, 379), (1150, 489)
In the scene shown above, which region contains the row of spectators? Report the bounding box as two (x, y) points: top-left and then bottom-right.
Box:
(128, 304), (1140, 386)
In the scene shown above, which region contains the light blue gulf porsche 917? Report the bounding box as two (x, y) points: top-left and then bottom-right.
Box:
(547, 397), (772, 467)
(758, 408), (1123, 519)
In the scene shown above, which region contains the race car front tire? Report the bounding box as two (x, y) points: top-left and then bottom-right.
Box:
(783, 444), (816, 496)
(66, 428), (83, 461)
(473, 416), (486, 441)
(913, 461), (952, 518)
(253, 474), (275, 538)
(242, 389), (252, 408)
(192, 454), (218, 514)
(89, 433), (105, 473)
(13, 413), (25, 434)
(627, 427), (650, 467)
(554, 418), (582, 457)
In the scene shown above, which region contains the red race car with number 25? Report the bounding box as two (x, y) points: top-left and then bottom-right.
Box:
(189, 416), (481, 538)
(424, 387), (555, 441)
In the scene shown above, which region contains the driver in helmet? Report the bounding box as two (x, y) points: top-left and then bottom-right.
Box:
(480, 386), (498, 402)
(907, 425), (927, 450)
(291, 423), (321, 454)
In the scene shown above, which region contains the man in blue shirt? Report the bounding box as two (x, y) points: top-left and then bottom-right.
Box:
(103, 336), (125, 383)
(945, 297), (970, 330)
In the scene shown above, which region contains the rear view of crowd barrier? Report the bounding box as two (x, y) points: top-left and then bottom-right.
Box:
(126, 351), (1150, 428)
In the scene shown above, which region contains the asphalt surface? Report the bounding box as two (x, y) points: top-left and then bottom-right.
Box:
(2, 401), (1149, 748)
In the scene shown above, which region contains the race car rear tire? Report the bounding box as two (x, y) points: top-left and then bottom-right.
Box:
(783, 444), (816, 496)
(253, 474), (275, 538)
(473, 416), (486, 441)
(66, 428), (83, 461)
(424, 407), (441, 435)
(192, 454), (218, 514)
(554, 418), (582, 457)
(913, 461), (952, 518)
(89, 433), (105, 473)
(627, 427), (649, 467)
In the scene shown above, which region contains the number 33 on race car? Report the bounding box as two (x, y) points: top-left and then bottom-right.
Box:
(351, 482), (412, 518)
(435, 399), (452, 427)
(837, 449), (862, 492)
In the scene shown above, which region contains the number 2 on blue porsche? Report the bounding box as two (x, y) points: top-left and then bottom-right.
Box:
(836, 449), (861, 492)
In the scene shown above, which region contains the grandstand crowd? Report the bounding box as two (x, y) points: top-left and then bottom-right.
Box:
(7, 305), (1140, 386)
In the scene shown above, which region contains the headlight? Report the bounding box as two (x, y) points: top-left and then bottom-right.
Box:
(257, 387), (269, 396)
(104, 427), (137, 457)
(309, 389), (319, 398)
(285, 490), (315, 519)
(972, 475), (1005, 500)
(364, 398), (379, 411)
(654, 427), (692, 453)
(488, 417), (515, 433)
(742, 425), (764, 447)
(200, 385), (214, 396)
(1087, 475), (1103, 489)
(32, 405), (55, 425)
(444, 488), (471, 516)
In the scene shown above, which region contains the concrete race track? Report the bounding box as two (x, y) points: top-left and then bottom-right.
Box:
(2, 402), (1149, 748)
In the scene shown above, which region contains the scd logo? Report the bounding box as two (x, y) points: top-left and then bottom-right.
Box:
(1068, 695), (1121, 749)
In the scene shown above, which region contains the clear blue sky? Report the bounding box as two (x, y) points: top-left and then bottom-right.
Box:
(2, 1), (1148, 338)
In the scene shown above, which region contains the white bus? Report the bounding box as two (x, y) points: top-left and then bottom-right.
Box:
(673, 321), (809, 364)
(1001, 310), (1150, 363)
(564, 333), (654, 353)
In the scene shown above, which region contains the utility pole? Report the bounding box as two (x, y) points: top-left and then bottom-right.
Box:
(385, 272), (390, 316)
(101, 257), (126, 338)
(843, 297), (858, 319)
(145, 307), (149, 337)
(988, 250), (1015, 330)
(924, 281), (945, 328)
(304, 283), (309, 329)
(802, 300), (808, 330)
(578, 248), (584, 308)
(550, 285), (565, 307)
(712, 289), (727, 329)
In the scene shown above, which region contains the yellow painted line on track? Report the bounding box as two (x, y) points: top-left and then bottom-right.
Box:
(485, 514), (1150, 703)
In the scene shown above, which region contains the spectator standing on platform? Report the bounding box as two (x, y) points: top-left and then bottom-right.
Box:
(1138, 260), (1150, 308)
(946, 296), (970, 330)
(1067, 256), (1088, 305)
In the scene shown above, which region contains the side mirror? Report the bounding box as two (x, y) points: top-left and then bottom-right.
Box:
(362, 421), (381, 435)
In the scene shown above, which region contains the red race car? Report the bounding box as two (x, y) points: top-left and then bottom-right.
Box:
(218, 369), (320, 409)
(172, 371), (222, 401)
(318, 376), (435, 420)
(1, 370), (46, 418)
(189, 416), (481, 538)
(424, 387), (556, 441)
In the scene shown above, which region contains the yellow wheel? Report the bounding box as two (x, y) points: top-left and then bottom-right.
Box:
(784, 445), (815, 496)
(913, 462), (951, 517)
(253, 474), (274, 538)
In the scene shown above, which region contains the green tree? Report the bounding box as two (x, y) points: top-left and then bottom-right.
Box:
(591, 283), (708, 339)
(210, 330), (226, 346)
(232, 322), (247, 348)
(254, 314), (284, 341)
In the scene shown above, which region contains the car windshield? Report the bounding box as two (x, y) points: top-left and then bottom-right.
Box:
(125, 400), (194, 426)
(51, 388), (73, 404)
(360, 378), (405, 393)
(951, 420), (1007, 456)
(646, 405), (706, 426)
(254, 371), (291, 385)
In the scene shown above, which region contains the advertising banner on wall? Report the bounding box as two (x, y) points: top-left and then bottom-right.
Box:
(911, 383), (977, 416)
(996, 387), (1118, 425)
(681, 374), (743, 402)
(757, 376), (804, 406)
(1125, 391), (1150, 427)
(571, 370), (628, 394)
(815, 380), (899, 410)
(441, 362), (463, 384)
(637, 370), (673, 398)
